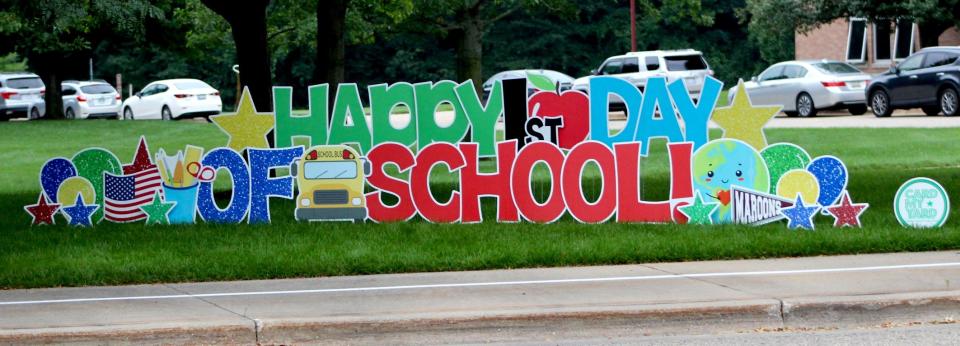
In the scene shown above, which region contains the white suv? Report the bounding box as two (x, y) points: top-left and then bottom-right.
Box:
(62, 80), (122, 119)
(572, 49), (713, 103)
(0, 73), (46, 120)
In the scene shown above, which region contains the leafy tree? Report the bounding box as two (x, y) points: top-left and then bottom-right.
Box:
(0, 0), (162, 118)
(483, 0), (752, 84)
(316, 0), (413, 90)
(0, 53), (28, 72)
(746, 0), (960, 65)
(340, 0), (764, 91)
(316, 0), (349, 89)
(88, 1), (237, 105)
(200, 0), (274, 109)
(404, 0), (577, 91)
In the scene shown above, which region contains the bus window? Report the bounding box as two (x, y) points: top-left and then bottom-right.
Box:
(304, 161), (357, 179)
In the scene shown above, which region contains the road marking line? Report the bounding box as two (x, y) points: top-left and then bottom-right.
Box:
(2, 262), (958, 306)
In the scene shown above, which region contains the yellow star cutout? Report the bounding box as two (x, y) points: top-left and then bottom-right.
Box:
(211, 87), (275, 151)
(712, 80), (781, 150)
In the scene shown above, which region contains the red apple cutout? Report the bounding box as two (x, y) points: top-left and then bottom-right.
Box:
(527, 90), (590, 150)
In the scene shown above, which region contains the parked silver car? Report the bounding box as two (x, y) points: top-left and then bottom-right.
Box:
(732, 60), (871, 117)
(0, 72), (46, 120)
(61, 80), (122, 119)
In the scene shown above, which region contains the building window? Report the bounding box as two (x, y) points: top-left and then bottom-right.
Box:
(894, 20), (915, 60)
(873, 20), (892, 63)
(846, 18), (868, 63)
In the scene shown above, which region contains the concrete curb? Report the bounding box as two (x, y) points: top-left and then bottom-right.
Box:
(256, 299), (783, 343)
(0, 323), (254, 344)
(781, 290), (960, 327)
(5, 291), (955, 344)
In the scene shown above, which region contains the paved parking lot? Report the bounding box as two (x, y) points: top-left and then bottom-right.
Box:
(760, 110), (960, 128)
(15, 109), (960, 129)
(602, 110), (960, 130)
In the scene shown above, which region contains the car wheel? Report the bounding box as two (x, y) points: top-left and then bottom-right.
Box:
(796, 93), (816, 117)
(124, 107), (134, 120)
(30, 108), (40, 120)
(870, 90), (892, 117)
(161, 106), (172, 120)
(848, 104), (867, 115)
(783, 111), (799, 117)
(921, 106), (940, 116)
(65, 108), (76, 119)
(940, 87), (959, 117)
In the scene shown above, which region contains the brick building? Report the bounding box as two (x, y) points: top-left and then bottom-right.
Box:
(796, 18), (960, 73)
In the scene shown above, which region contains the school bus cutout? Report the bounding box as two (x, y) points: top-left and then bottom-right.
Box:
(290, 145), (371, 222)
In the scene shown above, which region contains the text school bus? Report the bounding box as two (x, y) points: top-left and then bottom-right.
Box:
(291, 145), (371, 222)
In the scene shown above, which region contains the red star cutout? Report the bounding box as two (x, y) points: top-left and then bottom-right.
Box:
(123, 136), (155, 174)
(825, 191), (869, 228)
(24, 192), (61, 226)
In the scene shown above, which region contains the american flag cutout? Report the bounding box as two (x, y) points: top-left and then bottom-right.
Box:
(104, 136), (163, 222)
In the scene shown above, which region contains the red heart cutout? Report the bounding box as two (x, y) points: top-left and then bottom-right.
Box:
(527, 90), (590, 149)
(717, 189), (731, 206)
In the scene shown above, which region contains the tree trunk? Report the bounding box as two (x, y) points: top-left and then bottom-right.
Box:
(454, 5), (484, 93)
(201, 0), (273, 110)
(316, 0), (348, 89)
(42, 72), (63, 119)
(30, 53), (64, 119)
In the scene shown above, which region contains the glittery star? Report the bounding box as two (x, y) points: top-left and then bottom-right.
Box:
(679, 191), (720, 225)
(781, 195), (821, 230)
(712, 80), (781, 150)
(210, 87), (275, 152)
(62, 195), (99, 227)
(825, 191), (868, 228)
(24, 192), (60, 226)
(140, 191), (176, 225)
(124, 136), (154, 174)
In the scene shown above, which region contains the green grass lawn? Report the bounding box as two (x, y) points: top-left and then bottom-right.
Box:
(0, 119), (959, 289)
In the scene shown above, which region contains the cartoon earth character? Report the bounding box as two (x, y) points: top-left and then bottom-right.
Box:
(692, 139), (770, 223)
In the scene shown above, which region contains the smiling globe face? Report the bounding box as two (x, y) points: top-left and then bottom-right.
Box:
(692, 139), (770, 223)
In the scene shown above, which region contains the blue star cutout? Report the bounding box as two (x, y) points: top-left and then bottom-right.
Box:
(62, 195), (99, 227)
(781, 195), (820, 230)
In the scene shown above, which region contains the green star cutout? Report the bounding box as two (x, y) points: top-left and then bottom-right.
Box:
(679, 191), (720, 225)
(140, 191), (176, 225)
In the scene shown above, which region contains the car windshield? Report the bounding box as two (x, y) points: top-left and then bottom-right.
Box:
(80, 84), (115, 94)
(664, 55), (708, 71)
(174, 81), (210, 90)
(812, 62), (861, 74)
(304, 161), (357, 179)
(6, 77), (43, 89)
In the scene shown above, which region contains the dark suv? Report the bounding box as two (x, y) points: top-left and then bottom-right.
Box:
(867, 47), (960, 117)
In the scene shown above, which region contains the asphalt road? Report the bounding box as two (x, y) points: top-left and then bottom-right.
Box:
(1, 251), (958, 344)
(541, 322), (960, 346)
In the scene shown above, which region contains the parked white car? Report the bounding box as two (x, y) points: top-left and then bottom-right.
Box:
(0, 72), (46, 120)
(732, 60), (871, 117)
(482, 69), (575, 99)
(62, 80), (122, 119)
(572, 49), (714, 105)
(122, 79), (222, 120)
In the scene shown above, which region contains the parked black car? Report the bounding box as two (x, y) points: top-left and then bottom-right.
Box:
(866, 47), (960, 117)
